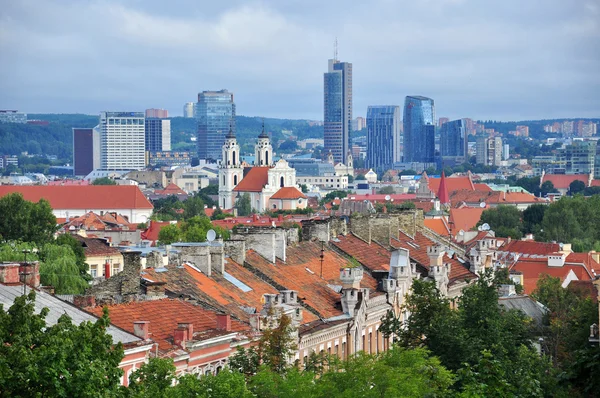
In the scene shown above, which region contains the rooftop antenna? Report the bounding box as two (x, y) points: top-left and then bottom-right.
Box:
(334, 37), (338, 62)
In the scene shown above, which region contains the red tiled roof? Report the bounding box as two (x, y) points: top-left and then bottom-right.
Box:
(88, 299), (249, 352)
(233, 167), (270, 192)
(74, 235), (121, 257)
(437, 172), (450, 204)
(449, 189), (545, 206)
(0, 186), (153, 209)
(473, 183), (493, 192)
(428, 176), (474, 193)
(449, 207), (485, 233)
(500, 240), (560, 255)
(270, 187), (306, 200)
(424, 218), (450, 236)
(346, 194), (416, 202)
(141, 221), (172, 243)
(244, 241), (379, 320)
(393, 231), (477, 284)
(540, 174), (589, 190)
(332, 234), (391, 271)
(155, 183), (187, 196)
(47, 179), (90, 186)
(510, 258), (592, 294)
(565, 252), (600, 274)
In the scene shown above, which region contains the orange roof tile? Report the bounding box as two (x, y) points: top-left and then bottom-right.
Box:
(74, 235), (120, 257)
(510, 258), (592, 294)
(473, 183), (493, 192)
(541, 174), (589, 190)
(449, 189), (545, 206)
(428, 176), (474, 193)
(0, 185), (153, 209)
(141, 221), (172, 243)
(270, 187), (307, 200)
(233, 167), (270, 192)
(332, 234), (391, 271)
(424, 218), (450, 236)
(500, 240), (560, 255)
(155, 183), (187, 196)
(88, 299), (249, 352)
(449, 207), (485, 233)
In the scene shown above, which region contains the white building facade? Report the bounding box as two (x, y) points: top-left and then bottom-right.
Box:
(100, 112), (146, 171)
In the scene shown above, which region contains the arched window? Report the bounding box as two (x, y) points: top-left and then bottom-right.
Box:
(280, 176), (284, 188)
(224, 153), (228, 165)
(232, 150), (236, 165)
(222, 175), (225, 185)
(233, 175), (238, 185)
(265, 151), (269, 165)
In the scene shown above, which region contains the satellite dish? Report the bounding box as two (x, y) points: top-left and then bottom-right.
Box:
(207, 229), (216, 242)
(480, 202), (486, 208)
(482, 223), (490, 231)
(459, 229), (465, 236)
(385, 195), (391, 201)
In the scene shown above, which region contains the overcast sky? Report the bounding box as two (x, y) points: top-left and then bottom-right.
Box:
(1, 0), (599, 121)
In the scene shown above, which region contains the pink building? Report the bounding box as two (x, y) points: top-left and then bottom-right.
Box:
(145, 109), (168, 118)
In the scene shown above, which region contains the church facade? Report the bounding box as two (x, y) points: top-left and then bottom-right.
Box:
(218, 128), (307, 212)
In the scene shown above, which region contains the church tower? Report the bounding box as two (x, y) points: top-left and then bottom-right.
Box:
(255, 121), (273, 167)
(218, 124), (244, 210)
(347, 151), (353, 169)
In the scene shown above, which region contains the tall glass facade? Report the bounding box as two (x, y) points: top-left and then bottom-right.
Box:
(324, 59), (352, 163)
(440, 119), (467, 164)
(403, 96), (435, 163)
(196, 90), (235, 161)
(366, 105), (401, 174)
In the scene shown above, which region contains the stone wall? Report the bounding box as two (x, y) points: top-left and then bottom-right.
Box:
(145, 250), (163, 269)
(349, 214), (371, 243)
(395, 210), (424, 237)
(232, 232), (277, 263)
(125, 170), (166, 188)
(301, 219), (331, 242)
(224, 240), (246, 265)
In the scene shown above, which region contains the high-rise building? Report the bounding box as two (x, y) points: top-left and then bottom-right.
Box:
(438, 117), (449, 127)
(366, 105), (401, 173)
(73, 127), (100, 176)
(145, 118), (171, 152)
(99, 112), (145, 171)
(324, 58), (352, 163)
(475, 135), (503, 166)
(196, 90), (236, 161)
(145, 108), (168, 118)
(183, 102), (195, 118)
(440, 119), (467, 165)
(351, 116), (366, 132)
(403, 96), (435, 163)
(0, 110), (27, 124)
(565, 141), (596, 174)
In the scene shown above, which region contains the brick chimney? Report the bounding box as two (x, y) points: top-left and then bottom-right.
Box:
(178, 323), (194, 340)
(73, 295), (96, 308)
(216, 314), (231, 331)
(19, 262), (40, 288)
(133, 321), (150, 340)
(0, 263), (20, 284)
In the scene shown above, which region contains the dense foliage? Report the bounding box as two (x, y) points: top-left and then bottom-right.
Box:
(157, 216), (230, 244)
(92, 177), (117, 185)
(235, 193), (252, 216)
(0, 193), (57, 244)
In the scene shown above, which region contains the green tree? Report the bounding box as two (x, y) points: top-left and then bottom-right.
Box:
(92, 177), (117, 185)
(174, 369), (253, 398)
(128, 357), (177, 397)
(299, 184), (308, 193)
(478, 205), (522, 238)
(0, 193), (57, 244)
(319, 190), (348, 205)
(569, 180), (586, 195)
(522, 204), (547, 235)
(55, 233), (88, 276)
(0, 291), (124, 397)
(39, 243), (89, 294)
(235, 193), (252, 216)
(183, 195), (205, 219)
(157, 224), (180, 244)
(355, 173), (366, 180)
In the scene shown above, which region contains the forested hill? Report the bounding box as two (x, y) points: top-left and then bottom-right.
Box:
(0, 114), (324, 162)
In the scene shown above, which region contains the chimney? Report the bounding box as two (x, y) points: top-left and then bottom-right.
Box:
(427, 246), (445, 267)
(178, 322), (194, 340)
(216, 314), (231, 331)
(173, 327), (188, 348)
(73, 295), (96, 308)
(0, 263), (20, 284)
(19, 262), (40, 288)
(104, 261), (111, 279)
(133, 321), (150, 339)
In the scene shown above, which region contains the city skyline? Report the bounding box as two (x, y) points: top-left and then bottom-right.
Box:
(1, 0), (599, 121)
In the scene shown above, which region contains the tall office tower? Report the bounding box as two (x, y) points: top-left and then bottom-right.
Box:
(475, 135), (488, 165)
(183, 102), (195, 118)
(196, 90), (235, 161)
(366, 105), (401, 173)
(145, 108), (168, 118)
(324, 58), (352, 163)
(73, 127), (100, 176)
(403, 96), (435, 163)
(145, 118), (171, 152)
(565, 141), (596, 174)
(440, 119), (467, 165)
(476, 135), (503, 166)
(99, 112), (145, 170)
(491, 137), (503, 166)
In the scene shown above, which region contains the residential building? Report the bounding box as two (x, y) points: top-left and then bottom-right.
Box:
(72, 236), (124, 279)
(0, 185), (154, 224)
(147, 151), (190, 167)
(475, 135), (503, 166)
(564, 141), (596, 174)
(440, 119), (467, 166)
(73, 127), (101, 176)
(145, 108), (168, 118)
(503, 143), (510, 161)
(0, 110), (27, 123)
(324, 58), (352, 163)
(183, 102), (195, 118)
(145, 118), (171, 152)
(403, 96), (435, 163)
(539, 173), (600, 195)
(99, 111), (146, 171)
(516, 125), (529, 137)
(576, 121), (597, 137)
(366, 105), (401, 174)
(196, 90), (235, 161)
(351, 116), (366, 131)
(61, 211), (142, 246)
(1, 155), (19, 168)
(218, 127), (306, 211)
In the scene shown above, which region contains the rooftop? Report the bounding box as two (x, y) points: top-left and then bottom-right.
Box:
(233, 167), (270, 192)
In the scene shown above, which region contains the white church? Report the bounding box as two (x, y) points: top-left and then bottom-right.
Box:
(218, 127), (307, 213)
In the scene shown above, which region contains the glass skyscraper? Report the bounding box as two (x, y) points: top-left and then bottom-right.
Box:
(440, 119), (467, 165)
(324, 59), (352, 163)
(366, 105), (401, 174)
(403, 96), (435, 163)
(196, 90), (235, 161)
(145, 118), (171, 152)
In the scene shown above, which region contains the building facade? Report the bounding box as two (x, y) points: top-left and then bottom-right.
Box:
(475, 135), (503, 166)
(145, 109), (168, 118)
(73, 127), (100, 176)
(145, 118), (171, 152)
(99, 112), (146, 171)
(147, 151), (191, 167)
(183, 102), (195, 118)
(403, 96), (435, 163)
(366, 105), (401, 174)
(196, 90), (236, 162)
(0, 110), (27, 123)
(324, 59), (352, 163)
(440, 119), (467, 166)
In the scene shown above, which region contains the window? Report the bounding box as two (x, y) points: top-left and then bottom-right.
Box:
(90, 265), (97, 278)
(280, 176), (284, 188)
(234, 175), (238, 185)
(265, 151), (269, 165)
(113, 264), (120, 275)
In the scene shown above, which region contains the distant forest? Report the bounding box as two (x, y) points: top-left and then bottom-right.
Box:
(0, 114), (324, 162)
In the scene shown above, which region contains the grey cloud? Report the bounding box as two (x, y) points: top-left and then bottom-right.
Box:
(0, 0), (598, 120)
